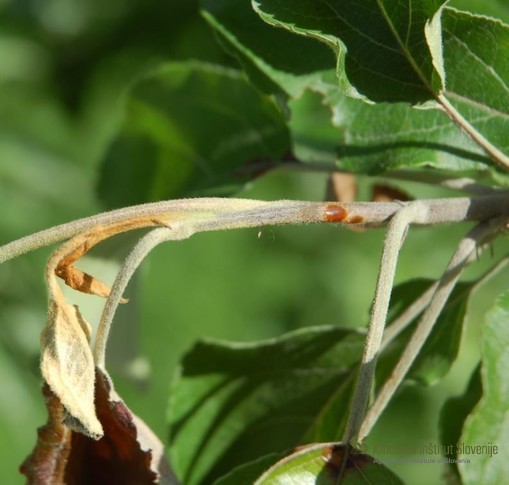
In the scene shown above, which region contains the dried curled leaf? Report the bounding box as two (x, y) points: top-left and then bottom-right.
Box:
(55, 263), (128, 303)
(40, 293), (103, 439)
(52, 218), (168, 302)
(54, 233), (128, 303)
(23, 217), (186, 482)
(40, 236), (105, 439)
(21, 369), (177, 484)
(40, 223), (151, 437)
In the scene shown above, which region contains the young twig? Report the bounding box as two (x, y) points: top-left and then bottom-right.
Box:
(359, 218), (506, 440)
(1, 194), (509, 265)
(94, 226), (194, 367)
(0, 192), (509, 263)
(0, 199), (347, 264)
(342, 201), (429, 444)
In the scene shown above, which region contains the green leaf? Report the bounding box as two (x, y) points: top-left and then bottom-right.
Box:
(301, 372), (356, 444)
(449, 0), (509, 24)
(167, 279), (474, 484)
(203, 1), (500, 175)
(298, 90), (492, 174)
(201, 0), (336, 98)
(301, 279), (472, 446)
(254, 443), (404, 484)
(97, 61), (291, 208)
(439, 365), (482, 481)
(409, 281), (471, 385)
(167, 326), (365, 484)
(212, 453), (281, 485)
(458, 290), (509, 483)
(437, 8), (509, 162)
(253, 0), (445, 103)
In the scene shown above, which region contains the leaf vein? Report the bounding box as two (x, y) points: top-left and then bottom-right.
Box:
(445, 92), (509, 121)
(444, 30), (509, 99)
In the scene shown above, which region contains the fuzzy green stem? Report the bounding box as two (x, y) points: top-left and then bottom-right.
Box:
(343, 201), (429, 444)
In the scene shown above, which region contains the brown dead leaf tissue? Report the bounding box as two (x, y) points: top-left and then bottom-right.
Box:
(40, 285), (103, 439)
(22, 234), (176, 483)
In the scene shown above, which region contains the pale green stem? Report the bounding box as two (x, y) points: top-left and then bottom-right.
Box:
(342, 201), (429, 444)
(94, 226), (194, 367)
(359, 218), (505, 440)
(1, 194), (509, 265)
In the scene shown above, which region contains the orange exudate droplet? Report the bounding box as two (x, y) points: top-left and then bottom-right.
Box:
(324, 204), (348, 222)
(348, 215), (364, 224)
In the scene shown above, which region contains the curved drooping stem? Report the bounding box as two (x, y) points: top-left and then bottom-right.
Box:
(94, 226), (195, 367)
(342, 201), (430, 444)
(359, 217), (505, 440)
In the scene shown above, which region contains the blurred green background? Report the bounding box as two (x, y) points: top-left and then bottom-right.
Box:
(0, 1), (508, 483)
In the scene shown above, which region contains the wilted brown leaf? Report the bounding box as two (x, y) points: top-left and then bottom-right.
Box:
(55, 263), (128, 303)
(52, 218), (166, 301)
(54, 233), (128, 302)
(22, 219), (183, 483)
(40, 291), (102, 439)
(19, 383), (72, 483)
(38, 221), (167, 446)
(21, 369), (176, 484)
